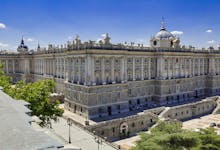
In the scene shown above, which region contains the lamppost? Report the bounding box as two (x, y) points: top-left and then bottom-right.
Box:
(67, 118), (72, 144)
(93, 131), (107, 150)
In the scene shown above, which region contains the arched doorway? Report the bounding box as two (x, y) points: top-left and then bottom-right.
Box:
(120, 122), (129, 138)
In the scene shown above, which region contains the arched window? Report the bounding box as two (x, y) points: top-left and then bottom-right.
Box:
(153, 40), (157, 46)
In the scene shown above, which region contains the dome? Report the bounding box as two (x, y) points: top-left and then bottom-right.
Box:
(153, 18), (174, 39)
(154, 29), (174, 39)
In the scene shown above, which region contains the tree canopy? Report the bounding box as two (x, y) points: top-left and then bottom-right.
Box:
(0, 64), (64, 126)
(131, 120), (220, 150)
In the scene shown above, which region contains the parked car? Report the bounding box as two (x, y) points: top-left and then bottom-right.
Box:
(217, 123), (220, 128)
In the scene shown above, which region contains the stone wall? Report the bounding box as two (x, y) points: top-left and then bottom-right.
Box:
(87, 112), (157, 141)
(161, 97), (218, 120)
(87, 97), (218, 140)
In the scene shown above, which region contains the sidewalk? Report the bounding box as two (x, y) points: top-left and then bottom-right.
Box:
(50, 117), (116, 150)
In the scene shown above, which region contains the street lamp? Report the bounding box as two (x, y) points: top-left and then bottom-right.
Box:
(67, 118), (72, 144)
(93, 131), (107, 150)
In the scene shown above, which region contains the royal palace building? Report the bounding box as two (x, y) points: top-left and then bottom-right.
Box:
(1, 20), (220, 119)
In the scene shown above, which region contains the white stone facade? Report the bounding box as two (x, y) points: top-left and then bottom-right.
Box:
(1, 21), (220, 119)
(1, 48), (220, 119)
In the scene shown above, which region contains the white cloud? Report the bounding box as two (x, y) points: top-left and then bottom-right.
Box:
(171, 31), (183, 36)
(101, 33), (107, 37)
(26, 38), (35, 42)
(0, 23), (6, 29)
(0, 42), (8, 47)
(206, 29), (212, 33)
(207, 40), (215, 44)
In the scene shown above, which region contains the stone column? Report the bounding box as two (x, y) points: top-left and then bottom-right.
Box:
(62, 58), (64, 78)
(44, 59), (47, 75)
(184, 59), (187, 78)
(179, 58), (182, 77)
(39, 60), (41, 74)
(59, 59), (61, 77)
(71, 58), (74, 83)
(181, 58), (184, 77)
(188, 58), (191, 77)
(65, 58), (69, 82)
(12, 60), (15, 73)
(47, 59), (49, 75)
(84, 56), (87, 85)
(36, 60), (38, 74)
(172, 58), (175, 79)
(156, 56), (163, 79)
(50, 59), (52, 75)
(49, 59), (51, 75)
(59, 58), (61, 77)
(101, 57), (106, 85)
(167, 58), (170, 79)
(133, 57), (136, 81)
(58, 58), (61, 78)
(121, 57), (125, 83)
(37, 60), (39, 74)
(111, 57), (115, 84)
(43, 59), (46, 76)
(124, 57), (127, 82)
(39, 60), (40, 74)
(209, 58), (215, 75)
(5, 60), (8, 74)
(192, 59), (194, 76)
(148, 58), (151, 79)
(68, 58), (71, 81)
(55, 59), (57, 77)
(202, 58), (205, 75)
(141, 57), (144, 80)
(47, 60), (49, 75)
(77, 58), (81, 84)
(51, 59), (53, 75)
(38, 60), (40, 74)
(85, 55), (92, 85)
(53, 58), (55, 76)
(91, 57), (96, 85)
(198, 59), (200, 75)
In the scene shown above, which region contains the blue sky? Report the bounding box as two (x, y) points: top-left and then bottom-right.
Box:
(0, 0), (220, 50)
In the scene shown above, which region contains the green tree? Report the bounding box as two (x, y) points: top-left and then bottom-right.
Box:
(12, 80), (64, 126)
(131, 121), (220, 150)
(0, 64), (64, 127)
(0, 63), (11, 90)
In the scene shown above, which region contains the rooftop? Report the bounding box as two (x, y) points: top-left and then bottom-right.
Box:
(0, 87), (63, 150)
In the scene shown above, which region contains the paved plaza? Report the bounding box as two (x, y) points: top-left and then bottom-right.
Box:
(182, 114), (220, 134)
